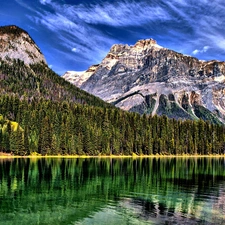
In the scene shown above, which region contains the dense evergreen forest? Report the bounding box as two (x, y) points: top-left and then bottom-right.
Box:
(0, 59), (225, 155)
(0, 59), (111, 108)
(0, 95), (225, 156)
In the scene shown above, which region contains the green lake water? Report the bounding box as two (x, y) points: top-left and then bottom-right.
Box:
(0, 157), (225, 225)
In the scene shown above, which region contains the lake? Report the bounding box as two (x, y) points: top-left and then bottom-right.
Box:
(0, 157), (225, 225)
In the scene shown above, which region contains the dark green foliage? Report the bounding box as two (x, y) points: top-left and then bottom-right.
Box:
(129, 102), (147, 114)
(0, 96), (224, 155)
(145, 94), (156, 114)
(0, 59), (112, 108)
(129, 94), (157, 114)
(181, 94), (189, 111)
(194, 105), (222, 125)
(157, 94), (196, 120)
(10, 125), (25, 155)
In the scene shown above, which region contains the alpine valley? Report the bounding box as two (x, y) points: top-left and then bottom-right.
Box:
(0, 25), (225, 156)
(63, 39), (225, 124)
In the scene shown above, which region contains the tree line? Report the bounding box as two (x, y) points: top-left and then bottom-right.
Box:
(0, 59), (111, 109)
(0, 95), (224, 156)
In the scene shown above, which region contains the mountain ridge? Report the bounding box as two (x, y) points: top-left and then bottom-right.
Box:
(0, 25), (46, 65)
(63, 38), (225, 124)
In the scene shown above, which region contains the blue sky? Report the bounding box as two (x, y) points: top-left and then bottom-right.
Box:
(0, 0), (225, 75)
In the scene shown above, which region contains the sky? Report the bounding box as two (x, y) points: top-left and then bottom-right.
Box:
(0, 0), (225, 75)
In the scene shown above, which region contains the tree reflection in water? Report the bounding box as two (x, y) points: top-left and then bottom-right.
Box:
(0, 157), (224, 224)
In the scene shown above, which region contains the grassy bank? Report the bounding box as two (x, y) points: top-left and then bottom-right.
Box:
(1, 153), (225, 159)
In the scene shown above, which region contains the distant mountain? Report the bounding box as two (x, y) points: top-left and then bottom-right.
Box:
(0, 25), (46, 65)
(63, 64), (99, 87)
(63, 39), (225, 124)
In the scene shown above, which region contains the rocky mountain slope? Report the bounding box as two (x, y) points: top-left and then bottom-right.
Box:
(63, 39), (225, 124)
(0, 25), (46, 65)
(0, 25), (111, 109)
(63, 64), (98, 87)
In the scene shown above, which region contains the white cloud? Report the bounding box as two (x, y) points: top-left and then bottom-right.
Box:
(192, 46), (210, 55)
(40, 0), (51, 5)
(15, 0), (35, 11)
(203, 46), (210, 51)
(173, 0), (187, 5)
(72, 48), (77, 52)
(58, 1), (170, 27)
(192, 49), (199, 55)
(77, 3), (169, 26)
(32, 11), (78, 31)
(206, 34), (225, 50)
(30, 10), (115, 63)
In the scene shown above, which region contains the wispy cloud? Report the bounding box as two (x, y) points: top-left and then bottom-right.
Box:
(61, 1), (170, 27)
(15, 0), (36, 12)
(192, 46), (210, 55)
(29, 10), (116, 62)
(36, 12), (78, 31)
(159, 0), (225, 58)
(39, 0), (51, 5)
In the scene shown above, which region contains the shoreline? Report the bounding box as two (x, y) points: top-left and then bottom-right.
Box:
(1, 154), (225, 159)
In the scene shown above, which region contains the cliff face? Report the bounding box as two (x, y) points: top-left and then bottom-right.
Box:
(63, 39), (225, 124)
(63, 64), (99, 87)
(0, 25), (46, 65)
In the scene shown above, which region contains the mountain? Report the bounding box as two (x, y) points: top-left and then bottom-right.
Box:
(63, 64), (99, 87)
(0, 25), (111, 108)
(63, 39), (225, 124)
(0, 25), (46, 65)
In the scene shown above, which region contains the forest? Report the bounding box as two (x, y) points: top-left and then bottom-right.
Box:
(0, 59), (225, 156)
(0, 95), (224, 156)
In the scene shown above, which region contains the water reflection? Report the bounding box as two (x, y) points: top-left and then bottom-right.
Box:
(0, 158), (225, 224)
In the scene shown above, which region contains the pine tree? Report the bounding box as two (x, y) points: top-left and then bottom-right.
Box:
(10, 125), (25, 155)
(38, 116), (52, 155)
